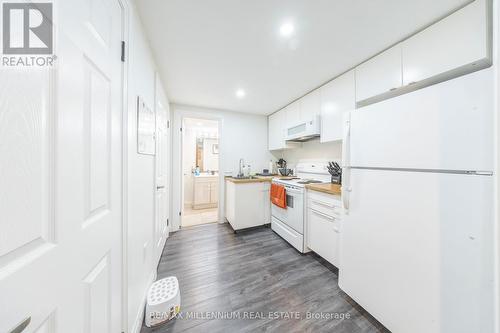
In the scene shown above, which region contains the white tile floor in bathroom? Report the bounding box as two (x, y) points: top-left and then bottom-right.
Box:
(182, 206), (219, 227)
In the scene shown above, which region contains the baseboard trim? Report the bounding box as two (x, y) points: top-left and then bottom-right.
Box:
(131, 271), (157, 333)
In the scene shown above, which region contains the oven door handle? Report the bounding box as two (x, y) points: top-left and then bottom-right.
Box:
(284, 188), (303, 195)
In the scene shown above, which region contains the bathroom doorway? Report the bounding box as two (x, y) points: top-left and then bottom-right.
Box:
(181, 118), (220, 227)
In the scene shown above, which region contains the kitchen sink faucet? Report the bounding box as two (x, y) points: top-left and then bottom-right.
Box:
(238, 158), (245, 178)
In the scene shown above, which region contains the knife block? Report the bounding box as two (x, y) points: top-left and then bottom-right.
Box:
(331, 174), (342, 185)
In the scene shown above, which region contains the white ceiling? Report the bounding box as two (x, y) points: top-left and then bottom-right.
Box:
(136, 0), (471, 115)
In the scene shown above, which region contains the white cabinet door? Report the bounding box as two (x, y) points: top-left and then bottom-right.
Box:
(210, 180), (219, 204)
(300, 89), (321, 122)
(268, 109), (299, 151)
(194, 182), (211, 205)
(320, 70), (355, 143)
(307, 209), (340, 267)
(268, 111), (283, 150)
(285, 101), (301, 128)
(262, 183), (271, 224)
(402, 0), (489, 86)
(355, 44), (402, 103)
(230, 183), (266, 230)
(225, 181), (236, 223)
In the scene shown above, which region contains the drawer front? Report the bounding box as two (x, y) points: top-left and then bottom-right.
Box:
(308, 191), (342, 217)
(272, 216), (304, 253)
(307, 208), (340, 267)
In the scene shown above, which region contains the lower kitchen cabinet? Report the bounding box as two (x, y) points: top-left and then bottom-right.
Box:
(225, 180), (271, 231)
(306, 190), (342, 267)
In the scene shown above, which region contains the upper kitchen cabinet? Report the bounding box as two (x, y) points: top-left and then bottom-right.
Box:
(320, 70), (355, 143)
(268, 109), (299, 151)
(285, 101), (301, 128)
(299, 89), (321, 122)
(402, 0), (491, 86)
(355, 44), (402, 105)
(268, 110), (285, 150)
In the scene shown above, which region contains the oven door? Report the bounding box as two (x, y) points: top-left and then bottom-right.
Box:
(271, 185), (304, 234)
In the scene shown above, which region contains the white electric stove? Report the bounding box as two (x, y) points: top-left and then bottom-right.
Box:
(271, 162), (332, 253)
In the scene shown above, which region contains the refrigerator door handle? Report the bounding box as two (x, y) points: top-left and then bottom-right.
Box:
(341, 112), (351, 168)
(342, 171), (351, 211)
(342, 112), (351, 211)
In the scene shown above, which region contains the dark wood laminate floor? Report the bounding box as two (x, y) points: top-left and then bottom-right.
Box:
(141, 223), (390, 333)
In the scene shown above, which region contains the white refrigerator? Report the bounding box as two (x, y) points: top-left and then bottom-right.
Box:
(339, 69), (495, 333)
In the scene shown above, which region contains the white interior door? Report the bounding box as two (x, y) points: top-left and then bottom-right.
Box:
(155, 92), (170, 261)
(0, 0), (123, 332)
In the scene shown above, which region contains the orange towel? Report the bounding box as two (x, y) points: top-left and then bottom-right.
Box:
(271, 183), (287, 209)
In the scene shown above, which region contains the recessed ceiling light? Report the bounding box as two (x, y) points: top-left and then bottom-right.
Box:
(236, 89), (246, 98)
(280, 22), (295, 37)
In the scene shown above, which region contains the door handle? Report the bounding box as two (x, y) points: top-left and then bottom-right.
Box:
(156, 186), (165, 190)
(341, 112), (351, 168)
(341, 183), (351, 211)
(9, 317), (30, 333)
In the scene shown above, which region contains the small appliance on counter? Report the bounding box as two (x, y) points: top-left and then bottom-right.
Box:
(327, 161), (342, 184)
(276, 158), (293, 176)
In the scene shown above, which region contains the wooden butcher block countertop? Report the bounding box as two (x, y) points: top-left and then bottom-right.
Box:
(305, 183), (342, 196)
(225, 176), (298, 184)
(225, 176), (272, 184)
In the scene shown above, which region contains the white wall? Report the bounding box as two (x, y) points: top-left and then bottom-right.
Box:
(125, 3), (169, 332)
(274, 139), (343, 169)
(172, 104), (273, 230)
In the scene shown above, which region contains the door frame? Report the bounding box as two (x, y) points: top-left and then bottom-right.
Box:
(180, 116), (222, 227)
(119, 0), (130, 332)
(171, 107), (224, 231)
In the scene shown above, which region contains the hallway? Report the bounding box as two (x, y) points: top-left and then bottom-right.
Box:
(141, 224), (388, 333)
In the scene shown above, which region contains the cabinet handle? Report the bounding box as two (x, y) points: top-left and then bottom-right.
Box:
(389, 87), (398, 92)
(311, 200), (335, 209)
(310, 209), (336, 221)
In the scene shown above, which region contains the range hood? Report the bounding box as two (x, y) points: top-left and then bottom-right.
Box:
(285, 115), (321, 142)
